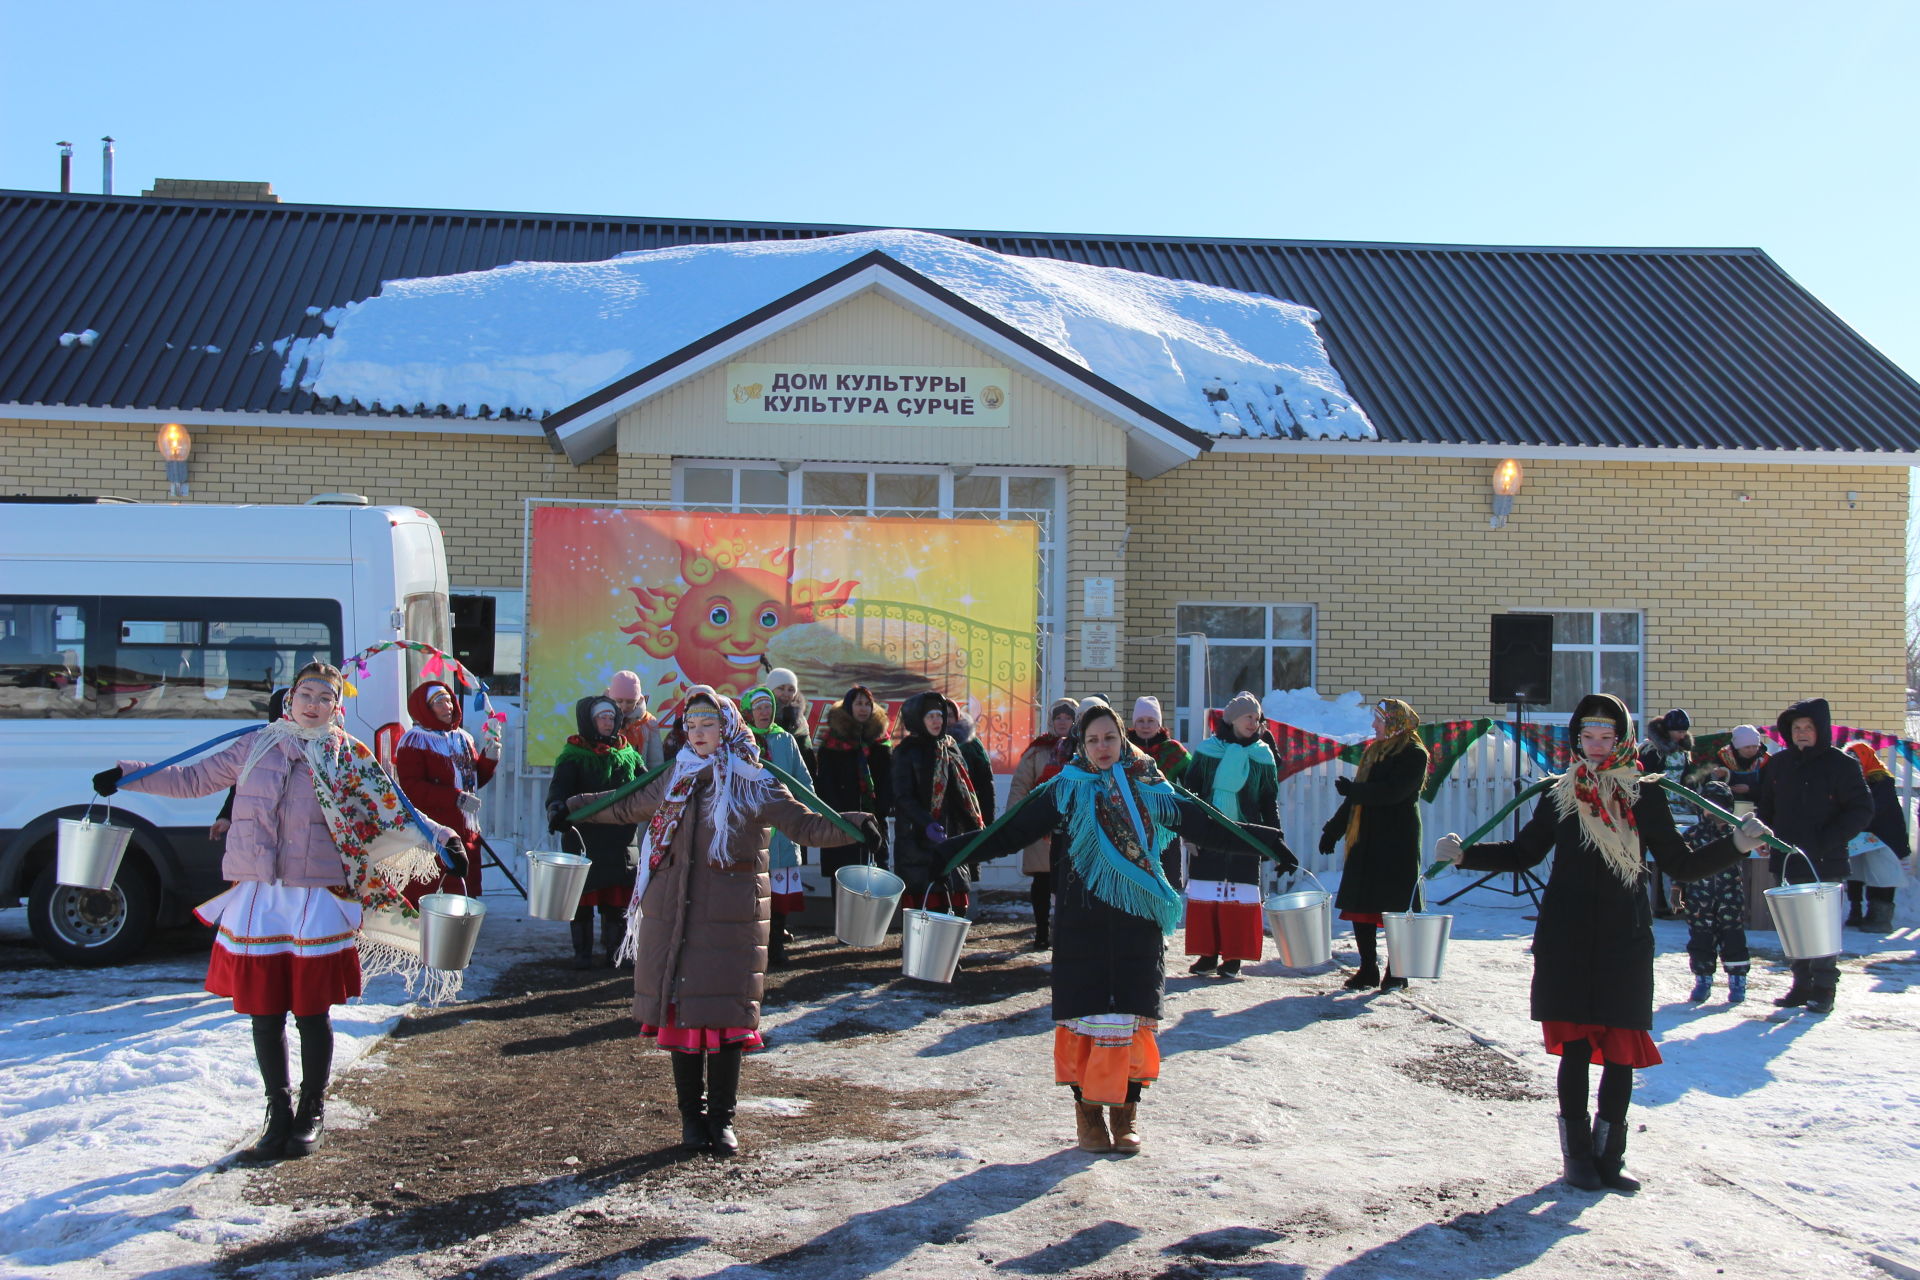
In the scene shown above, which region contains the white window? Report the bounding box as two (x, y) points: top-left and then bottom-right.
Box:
(1172, 603), (1316, 741)
(1541, 610), (1642, 719)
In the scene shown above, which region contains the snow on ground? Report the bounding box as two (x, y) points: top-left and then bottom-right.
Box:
(278, 228), (1374, 441)
(1262, 688), (1379, 742)
(0, 883), (553, 1278)
(2, 876), (1917, 1279)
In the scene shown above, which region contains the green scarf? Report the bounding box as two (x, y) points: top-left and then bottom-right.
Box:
(556, 737), (641, 793)
(1191, 736), (1276, 821)
(1052, 755), (1188, 934)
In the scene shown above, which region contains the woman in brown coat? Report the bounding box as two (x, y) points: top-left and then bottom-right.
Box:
(569, 686), (880, 1157)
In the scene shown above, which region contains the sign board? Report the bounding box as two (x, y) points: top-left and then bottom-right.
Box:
(726, 363), (1011, 427)
(1083, 577), (1114, 619)
(1080, 622), (1117, 670)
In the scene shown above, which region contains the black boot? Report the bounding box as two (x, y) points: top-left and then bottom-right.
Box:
(569, 910), (594, 971)
(705, 1047), (742, 1156)
(768, 911), (788, 970)
(1187, 955), (1218, 975)
(239, 1089), (295, 1163)
(598, 906), (625, 969)
(1772, 960), (1811, 1008)
(1343, 961), (1380, 990)
(1217, 958), (1242, 978)
(670, 1051), (709, 1151)
(1378, 972), (1409, 992)
(1557, 1114), (1605, 1191)
(1591, 1116), (1641, 1193)
(286, 1084), (326, 1158)
(1864, 900), (1896, 932)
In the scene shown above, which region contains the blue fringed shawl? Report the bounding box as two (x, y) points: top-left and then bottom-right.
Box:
(1052, 756), (1188, 934)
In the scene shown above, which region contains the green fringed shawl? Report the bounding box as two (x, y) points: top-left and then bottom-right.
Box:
(1052, 759), (1188, 934)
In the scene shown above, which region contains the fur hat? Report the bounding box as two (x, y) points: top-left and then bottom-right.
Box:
(1222, 691), (1263, 726)
(1133, 695), (1162, 722)
(1659, 707), (1691, 733)
(607, 670), (643, 700)
(1730, 724), (1764, 750)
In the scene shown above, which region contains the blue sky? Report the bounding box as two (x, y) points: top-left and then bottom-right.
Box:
(3, 0), (1918, 382)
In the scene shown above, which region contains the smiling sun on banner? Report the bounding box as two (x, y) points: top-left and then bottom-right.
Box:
(526, 506), (1039, 769)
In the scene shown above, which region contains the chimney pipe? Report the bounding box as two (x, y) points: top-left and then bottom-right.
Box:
(57, 141), (73, 193)
(101, 136), (115, 195)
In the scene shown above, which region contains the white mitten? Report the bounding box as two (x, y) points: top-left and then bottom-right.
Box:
(1436, 833), (1464, 864)
(1733, 815), (1773, 854)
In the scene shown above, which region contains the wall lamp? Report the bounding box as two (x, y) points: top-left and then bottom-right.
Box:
(157, 422), (192, 497)
(1489, 458), (1523, 528)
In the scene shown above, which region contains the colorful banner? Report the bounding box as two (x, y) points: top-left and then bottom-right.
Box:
(525, 507), (1038, 769)
(1331, 719), (1493, 800)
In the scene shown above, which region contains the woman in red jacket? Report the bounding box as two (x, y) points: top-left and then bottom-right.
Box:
(394, 681), (498, 898)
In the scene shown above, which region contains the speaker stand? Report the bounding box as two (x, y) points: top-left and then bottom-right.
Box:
(1438, 698), (1546, 909)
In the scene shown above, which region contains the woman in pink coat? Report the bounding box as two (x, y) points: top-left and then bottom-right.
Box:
(92, 662), (457, 1164)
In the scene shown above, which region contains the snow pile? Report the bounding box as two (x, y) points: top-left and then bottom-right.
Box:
(56, 329), (98, 348)
(1262, 687), (1378, 742)
(278, 228), (1374, 440)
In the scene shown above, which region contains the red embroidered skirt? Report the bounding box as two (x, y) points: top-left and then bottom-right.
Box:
(1184, 899), (1264, 960)
(196, 883), (363, 1017)
(1542, 1021), (1663, 1068)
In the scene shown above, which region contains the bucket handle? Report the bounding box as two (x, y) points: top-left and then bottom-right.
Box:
(81, 796), (114, 827)
(1779, 844), (1822, 888)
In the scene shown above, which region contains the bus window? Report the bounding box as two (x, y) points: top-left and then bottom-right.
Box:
(0, 599), (92, 718)
(96, 599), (340, 719)
(404, 592), (450, 688)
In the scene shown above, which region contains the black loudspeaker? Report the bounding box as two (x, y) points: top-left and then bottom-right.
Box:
(1489, 613), (1553, 705)
(450, 594), (497, 677)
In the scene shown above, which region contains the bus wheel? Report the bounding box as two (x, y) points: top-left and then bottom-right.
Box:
(27, 862), (157, 966)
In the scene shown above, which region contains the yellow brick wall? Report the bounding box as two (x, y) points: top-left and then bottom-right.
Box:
(1064, 465), (1129, 695)
(616, 452), (673, 503)
(1125, 454), (1911, 735)
(0, 418), (615, 586)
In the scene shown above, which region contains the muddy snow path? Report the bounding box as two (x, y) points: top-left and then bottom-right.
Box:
(112, 897), (1919, 1280)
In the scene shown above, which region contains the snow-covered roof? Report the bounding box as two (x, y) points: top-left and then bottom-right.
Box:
(279, 229), (1375, 446)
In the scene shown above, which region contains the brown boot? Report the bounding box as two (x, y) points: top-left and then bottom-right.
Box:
(1108, 1103), (1141, 1154)
(1074, 1100), (1112, 1153)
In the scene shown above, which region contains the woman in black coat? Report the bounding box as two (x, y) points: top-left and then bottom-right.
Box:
(890, 690), (985, 916)
(812, 686), (894, 881)
(545, 695), (644, 969)
(938, 700), (1291, 1155)
(1434, 693), (1765, 1195)
(1320, 698), (1428, 992)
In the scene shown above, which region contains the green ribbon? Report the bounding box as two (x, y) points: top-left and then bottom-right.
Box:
(566, 761), (669, 823)
(940, 778), (1056, 876)
(1422, 777), (1552, 879)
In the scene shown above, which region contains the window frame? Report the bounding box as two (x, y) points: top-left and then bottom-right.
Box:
(1172, 602), (1318, 741)
(1528, 608), (1645, 723)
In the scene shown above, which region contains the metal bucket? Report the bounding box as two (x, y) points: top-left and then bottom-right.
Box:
(1764, 847), (1845, 960)
(1383, 910), (1453, 980)
(1262, 868), (1332, 968)
(834, 862), (905, 947)
(526, 850), (593, 921)
(57, 803), (135, 890)
(418, 892), (487, 971)
(901, 908), (970, 983)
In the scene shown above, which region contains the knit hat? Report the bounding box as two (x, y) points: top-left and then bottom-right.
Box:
(1730, 724), (1764, 750)
(1133, 695), (1162, 721)
(607, 670), (643, 700)
(766, 667), (799, 690)
(1661, 707), (1691, 733)
(1222, 691), (1263, 725)
(1699, 779), (1734, 807)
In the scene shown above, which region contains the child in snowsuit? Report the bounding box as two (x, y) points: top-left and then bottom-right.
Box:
(1678, 781), (1749, 1004)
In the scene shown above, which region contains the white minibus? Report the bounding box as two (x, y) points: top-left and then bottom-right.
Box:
(0, 497), (451, 963)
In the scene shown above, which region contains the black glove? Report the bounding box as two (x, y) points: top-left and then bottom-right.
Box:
(546, 804), (568, 834)
(1245, 824), (1296, 873)
(1333, 776), (1353, 797)
(856, 813), (886, 849)
(1318, 825), (1340, 857)
(439, 841), (469, 878)
(92, 767), (122, 797)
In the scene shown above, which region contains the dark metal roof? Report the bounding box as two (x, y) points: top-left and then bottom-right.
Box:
(4, 188), (1918, 452)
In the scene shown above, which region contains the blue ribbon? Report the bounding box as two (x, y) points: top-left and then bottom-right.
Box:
(119, 725), (264, 784)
